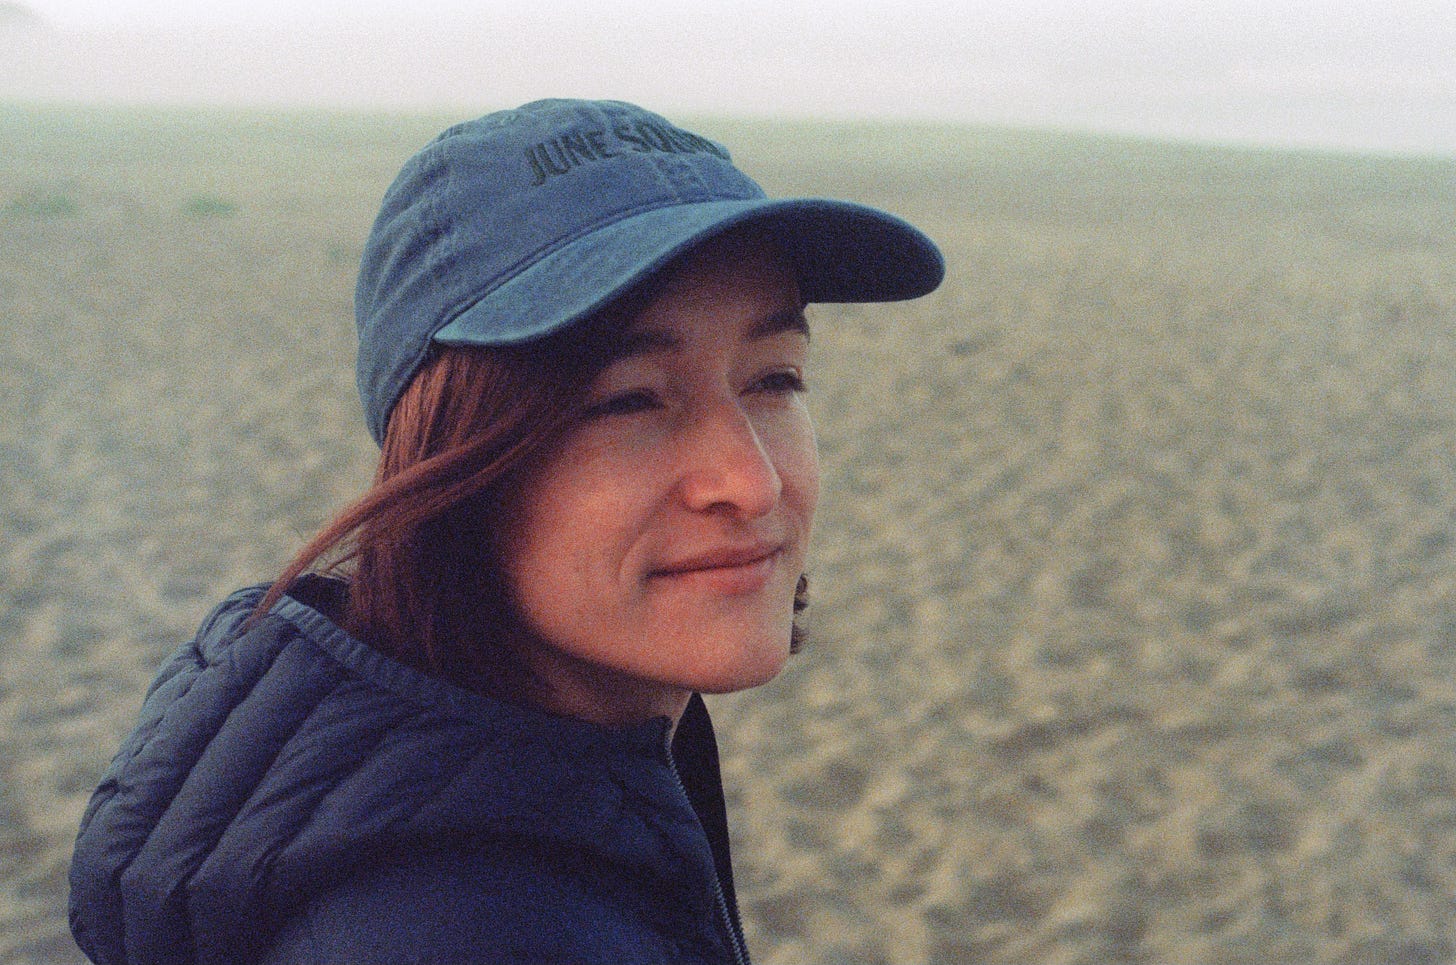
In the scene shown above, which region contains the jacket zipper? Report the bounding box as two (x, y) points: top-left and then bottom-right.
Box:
(664, 732), (750, 965)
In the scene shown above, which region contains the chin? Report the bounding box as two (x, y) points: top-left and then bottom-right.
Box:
(692, 633), (793, 695)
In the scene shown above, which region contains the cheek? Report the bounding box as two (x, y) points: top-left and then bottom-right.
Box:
(500, 439), (656, 585)
(498, 457), (599, 585)
(773, 410), (820, 524)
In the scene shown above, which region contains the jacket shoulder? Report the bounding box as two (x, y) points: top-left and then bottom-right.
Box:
(69, 586), (294, 963)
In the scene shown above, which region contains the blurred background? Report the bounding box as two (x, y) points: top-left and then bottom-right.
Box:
(3, 0), (1454, 156)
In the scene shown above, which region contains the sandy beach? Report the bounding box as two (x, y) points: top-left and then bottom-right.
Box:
(3, 105), (1456, 964)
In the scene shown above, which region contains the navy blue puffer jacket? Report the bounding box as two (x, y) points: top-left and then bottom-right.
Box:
(69, 576), (750, 964)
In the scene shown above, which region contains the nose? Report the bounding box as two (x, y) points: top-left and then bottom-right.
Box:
(675, 396), (782, 519)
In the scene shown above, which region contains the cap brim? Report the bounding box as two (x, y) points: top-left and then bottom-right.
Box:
(433, 197), (944, 347)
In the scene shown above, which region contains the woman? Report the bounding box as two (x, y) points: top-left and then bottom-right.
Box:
(69, 99), (943, 965)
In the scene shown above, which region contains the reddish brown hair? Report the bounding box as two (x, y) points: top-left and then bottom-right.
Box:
(253, 336), (594, 689)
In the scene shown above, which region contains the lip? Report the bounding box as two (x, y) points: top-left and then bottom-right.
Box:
(653, 543), (782, 575)
(648, 543), (784, 593)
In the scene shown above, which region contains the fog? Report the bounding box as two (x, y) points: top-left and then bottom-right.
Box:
(3, 0), (1455, 155)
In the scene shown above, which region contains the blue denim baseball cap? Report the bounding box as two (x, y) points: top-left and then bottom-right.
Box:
(356, 98), (945, 444)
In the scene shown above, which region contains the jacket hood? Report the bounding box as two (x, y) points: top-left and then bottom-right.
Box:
(69, 578), (720, 965)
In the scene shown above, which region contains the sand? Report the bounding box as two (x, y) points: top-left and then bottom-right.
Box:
(3, 105), (1456, 964)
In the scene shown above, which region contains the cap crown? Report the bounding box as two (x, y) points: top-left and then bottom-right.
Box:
(356, 100), (762, 442)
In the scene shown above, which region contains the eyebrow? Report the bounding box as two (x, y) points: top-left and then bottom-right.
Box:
(606, 307), (810, 364)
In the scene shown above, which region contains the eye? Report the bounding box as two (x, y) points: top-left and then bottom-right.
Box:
(583, 389), (662, 418)
(751, 369), (807, 395)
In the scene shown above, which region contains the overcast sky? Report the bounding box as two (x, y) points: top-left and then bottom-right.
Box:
(4, 0), (1454, 156)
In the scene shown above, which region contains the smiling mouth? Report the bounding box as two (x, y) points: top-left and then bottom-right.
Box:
(653, 544), (782, 576)
(649, 545), (784, 592)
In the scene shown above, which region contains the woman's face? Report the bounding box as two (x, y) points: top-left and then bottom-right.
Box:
(499, 231), (819, 726)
